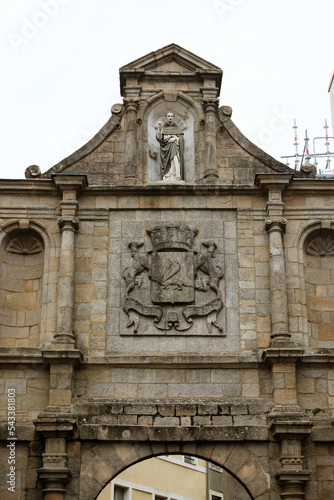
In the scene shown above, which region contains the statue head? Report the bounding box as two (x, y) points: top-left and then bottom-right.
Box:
(166, 111), (175, 125)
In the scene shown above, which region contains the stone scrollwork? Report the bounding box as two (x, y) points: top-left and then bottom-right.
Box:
(122, 224), (225, 335)
(265, 217), (287, 232)
(57, 216), (79, 231)
(25, 164), (41, 179)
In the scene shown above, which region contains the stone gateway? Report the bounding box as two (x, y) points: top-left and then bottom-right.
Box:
(0, 44), (334, 500)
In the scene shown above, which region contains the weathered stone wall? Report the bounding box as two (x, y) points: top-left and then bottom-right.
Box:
(1, 44), (334, 500)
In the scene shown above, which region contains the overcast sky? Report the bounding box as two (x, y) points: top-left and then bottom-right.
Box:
(1, 0), (333, 179)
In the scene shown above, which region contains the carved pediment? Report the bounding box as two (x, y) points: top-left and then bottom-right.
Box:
(120, 43), (222, 72)
(120, 43), (223, 96)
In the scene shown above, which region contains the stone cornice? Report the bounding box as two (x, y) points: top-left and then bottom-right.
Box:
(52, 174), (88, 194)
(1, 350), (334, 367)
(262, 348), (305, 366)
(255, 172), (294, 190)
(1, 178), (333, 196)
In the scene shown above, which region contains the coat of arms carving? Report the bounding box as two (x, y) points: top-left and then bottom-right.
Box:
(122, 223), (225, 335)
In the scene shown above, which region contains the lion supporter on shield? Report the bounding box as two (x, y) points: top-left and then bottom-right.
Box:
(156, 111), (185, 182)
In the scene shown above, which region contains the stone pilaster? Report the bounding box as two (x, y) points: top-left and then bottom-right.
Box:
(271, 421), (313, 500)
(52, 175), (87, 345)
(35, 417), (77, 500)
(38, 437), (70, 500)
(123, 86), (141, 178)
(263, 348), (304, 407)
(255, 174), (293, 345)
(201, 88), (219, 182)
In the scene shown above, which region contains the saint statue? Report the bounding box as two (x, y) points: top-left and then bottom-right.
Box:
(156, 112), (184, 181)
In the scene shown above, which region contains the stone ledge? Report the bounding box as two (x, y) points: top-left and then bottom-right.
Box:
(0, 348), (45, 365)
(0, 423), (35, 441)
(79, 424), (269, 442)
(84, 354), (260, 368)
(311, 426), (334, 441)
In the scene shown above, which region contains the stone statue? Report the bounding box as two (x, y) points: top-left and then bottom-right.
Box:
(156, 112), (184, 181)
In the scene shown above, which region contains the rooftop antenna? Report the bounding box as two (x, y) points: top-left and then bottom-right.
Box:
(293, 119), (299, 170)
(301, 130), (311, 166)
(324, 119), (331, 169)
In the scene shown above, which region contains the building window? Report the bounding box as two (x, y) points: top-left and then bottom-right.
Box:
(210, 491), (223, 500)
(183, 455), (197, 466)
(114, 485), (128, 500)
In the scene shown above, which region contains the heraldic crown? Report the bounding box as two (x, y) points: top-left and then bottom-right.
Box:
(147, 223), (198, 251)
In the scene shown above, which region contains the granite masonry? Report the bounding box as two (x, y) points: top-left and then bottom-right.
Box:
(0, 44), (334, 500)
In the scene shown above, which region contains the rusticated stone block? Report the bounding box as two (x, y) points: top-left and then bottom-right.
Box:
(117, 415), (137, 425)
(198, 404), (219, 415)
(218, 404), (230, 415)
(147, 426), (182, 441)
(158, 405), (175, 416)
(124, 404), (156, 415)
(230, 404), (249, 415)
(233, 414), (267, 426)
(212, 416), (233, 426)
(181, 427), (201, 441)
(175, 404), (197, 416)
(138, 416), (153, 426)
(154, 416), (180, 427)
(193, 416), (211, 425)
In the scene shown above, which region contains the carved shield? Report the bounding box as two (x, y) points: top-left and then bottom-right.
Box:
(150, 251), (194, 304)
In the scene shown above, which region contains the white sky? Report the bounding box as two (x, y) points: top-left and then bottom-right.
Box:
(0, 0), (333, 179)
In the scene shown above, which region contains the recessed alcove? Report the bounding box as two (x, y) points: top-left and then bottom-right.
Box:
(304, 228), (334, 347)
(0, 229), (44, 347)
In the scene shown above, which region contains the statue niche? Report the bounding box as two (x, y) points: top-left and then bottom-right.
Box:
(147, 101), (195, 183)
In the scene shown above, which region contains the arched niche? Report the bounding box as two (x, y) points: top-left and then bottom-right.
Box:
(303, 227), (334, 347)
(145, 96), (200, 184)
(0, 221), (53, 348)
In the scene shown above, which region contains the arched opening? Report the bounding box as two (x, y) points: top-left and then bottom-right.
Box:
(96, 454), (253, 500)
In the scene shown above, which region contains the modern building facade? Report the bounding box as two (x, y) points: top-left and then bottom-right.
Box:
(0, 44), (334, 500)
(97, 455), (251, 500)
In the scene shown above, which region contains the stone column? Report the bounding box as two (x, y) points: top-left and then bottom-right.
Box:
(256, 174), (293, 344)
(52, 175), (87, 344)
(55, 215), (78, 344)
(202, 98), (219, 181)
(123, 86), (141, 178)
(265, 217), (289, 342)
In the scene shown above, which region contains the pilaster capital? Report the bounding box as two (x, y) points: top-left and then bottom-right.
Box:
(202, 98), (219, 113)
(123, 97), (140, 112)
(57, 216), (79, 232)
(265, 217), (287, 233)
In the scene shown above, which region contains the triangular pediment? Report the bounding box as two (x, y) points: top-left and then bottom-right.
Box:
(120, 43), (222, 72)
(120, 44), (223, 96)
